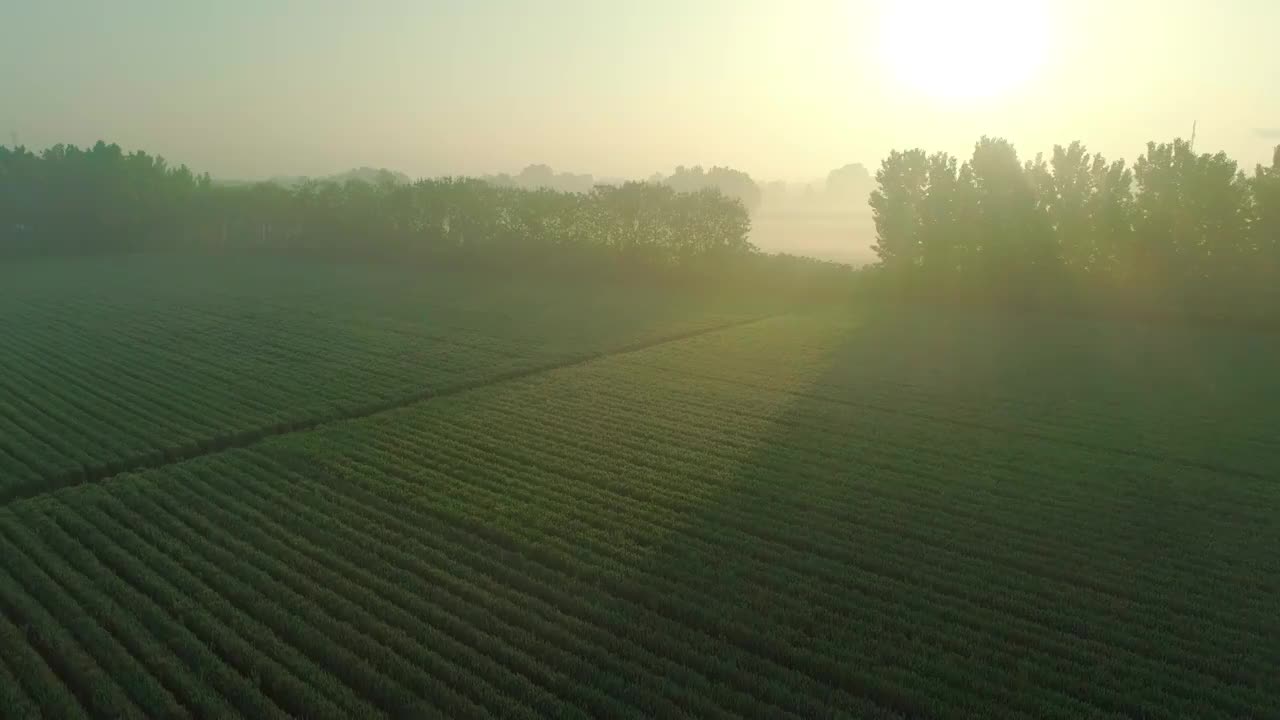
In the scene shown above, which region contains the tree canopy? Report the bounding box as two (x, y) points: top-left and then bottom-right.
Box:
(663, 166), (763, 212)
(0, 142), (756, 271)
(868, 136), (1280, 309)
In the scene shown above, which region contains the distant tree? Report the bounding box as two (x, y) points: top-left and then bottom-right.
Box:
(589, 182), (752, 264)
(825, 163), (874, 198)
(484, 172), (517, 188)
(18, 135), (1280, 302)
(664, 165), (762, 212)
(551, 170), (596, 194)
(332, 167), (411, 186)
(483, 164), (598, 194)
(517, 164), (556, 189)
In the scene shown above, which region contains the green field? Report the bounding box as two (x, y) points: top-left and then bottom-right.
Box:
(0, 256), (757, 499)
(1, 257), (1277, 718)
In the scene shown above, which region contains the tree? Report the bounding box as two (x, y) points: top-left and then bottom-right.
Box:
(826, 163), (874, 199)
(868, 149), (929, 270)
(664, 165), (762, 212)
(1134, 139), (1251, 284)
(1043, 142), (1094, 271)
(1251, 145), (1280, 276)
(967, 136), (1056, 283)
(1085, 154), (1134, 279)
(917, 152), (963, 276)
(857, 134), (1280, 308)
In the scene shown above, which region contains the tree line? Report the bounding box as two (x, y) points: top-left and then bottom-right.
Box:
(0, 141), (760, 271)
(869, 137), (1280, 309)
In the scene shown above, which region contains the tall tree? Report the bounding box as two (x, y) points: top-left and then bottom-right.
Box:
(1045, 142), (1095, 271)
(967, 137), (1056, 283)
(917, 152), (963, 276)
(1134, 139), (1251, 284)
(1086, 154), (1134, 279)
(869, 149), (929, 270)
(1251, 146), (1280, 277)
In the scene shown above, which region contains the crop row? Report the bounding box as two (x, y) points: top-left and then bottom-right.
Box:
(455, 380), (1279, 633)
(539, 366), (1279, 545)
(617, 317), (1280, 476)
(0, 256), (754, 486)
(229, 338), (1276, 717)
(0, 309), (506, 491)
(618, 355), (1280, 480)
(2, 386), (1274, 718)
(0, 450), (909, 718)
(278, 412), (1269, 717)
(0, 279), (749, 495)
(1, 291), (1276, 717)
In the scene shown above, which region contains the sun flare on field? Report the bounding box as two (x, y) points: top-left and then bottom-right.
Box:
(878, 0), (1051, 102)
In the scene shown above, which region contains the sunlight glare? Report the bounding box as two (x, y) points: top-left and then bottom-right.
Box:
(878, 0), (1051, 102)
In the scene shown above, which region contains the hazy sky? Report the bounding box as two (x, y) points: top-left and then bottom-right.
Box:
(4, 0), (1277, 181)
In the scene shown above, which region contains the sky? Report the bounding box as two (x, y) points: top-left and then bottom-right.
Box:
(3, 0), (1278, 182)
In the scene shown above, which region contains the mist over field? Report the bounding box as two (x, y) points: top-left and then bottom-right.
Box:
(212, 160), (881, 266)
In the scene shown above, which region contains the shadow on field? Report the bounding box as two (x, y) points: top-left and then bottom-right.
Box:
(600, 308), (1280, 719)
(600, 315), (943, 717)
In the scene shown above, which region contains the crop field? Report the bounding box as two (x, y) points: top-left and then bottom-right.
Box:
(0, 256), (757, 500)
(1, 257), (1278, 719)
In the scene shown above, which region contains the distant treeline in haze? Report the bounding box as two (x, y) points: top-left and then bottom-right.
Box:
(0, 142), (771, 272)
(869, 137), (1280, 311)
(6, 137), (1280, 315)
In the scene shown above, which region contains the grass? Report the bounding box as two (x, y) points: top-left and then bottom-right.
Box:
(0, 255), (1277, 718)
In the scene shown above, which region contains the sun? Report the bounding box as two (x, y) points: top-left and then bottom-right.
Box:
(878, 0), (1051, 102)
